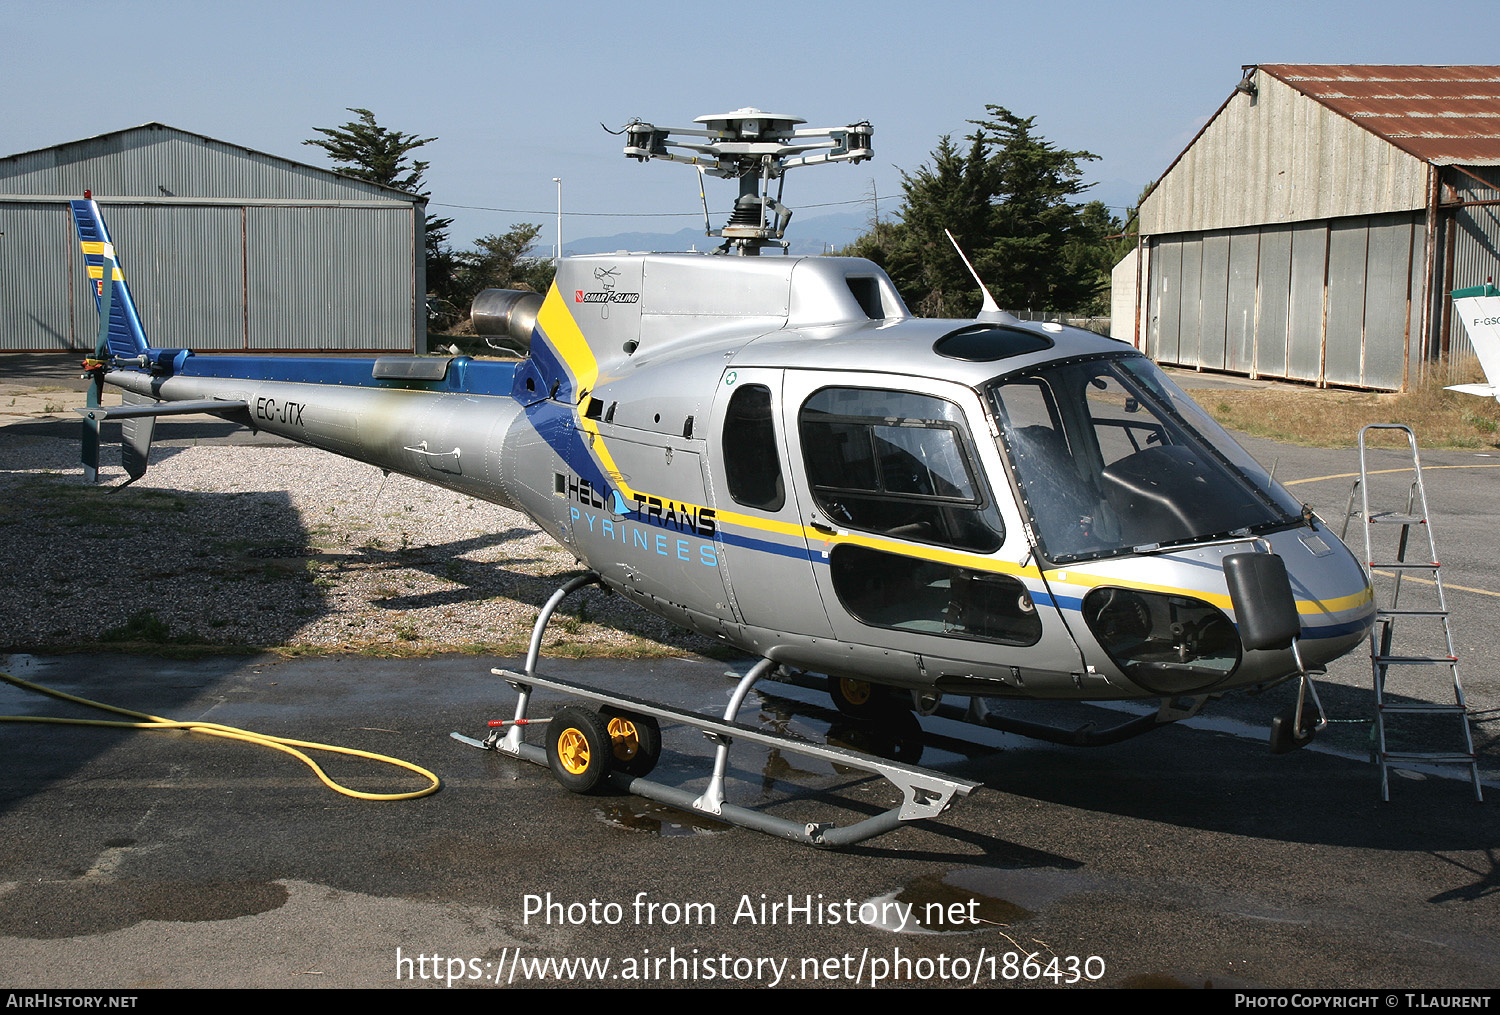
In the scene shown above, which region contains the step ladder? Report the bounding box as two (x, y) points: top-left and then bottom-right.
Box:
(1342, 424), (1482, 801)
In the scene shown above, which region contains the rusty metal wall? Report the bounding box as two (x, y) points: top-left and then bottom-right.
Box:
(2, 125), (389, 203)
(0, 202), (74, 350)
(1323, 221), (1368, 387)
(247, 206), (414, 350)
(1441, 166), (1500, 380)
(1286, 222), (1327, 383)
(1363, 214), (1417, 390)
(1178, 239), (1203, 364)
(1148, 239), (1180, 362)
(1226, 231), (1260, 373)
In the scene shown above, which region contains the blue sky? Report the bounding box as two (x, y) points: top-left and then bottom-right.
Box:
(8, 0), (1500, 251)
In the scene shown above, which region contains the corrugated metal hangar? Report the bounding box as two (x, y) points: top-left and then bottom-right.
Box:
(1119, 65), (1500, 391)
(0, 123), (427, 354)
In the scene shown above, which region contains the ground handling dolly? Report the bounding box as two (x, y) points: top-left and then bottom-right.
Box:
(452, 573), (978, 848)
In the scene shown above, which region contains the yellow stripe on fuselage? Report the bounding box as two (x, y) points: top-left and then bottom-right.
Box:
(535, 284), (1368, 623)
(537, 285), (599, 399)
(536, 285), (637, 499)
(1039, 565), (1373, 618)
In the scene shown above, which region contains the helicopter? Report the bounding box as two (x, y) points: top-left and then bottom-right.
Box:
(69, 109), (1376, 846)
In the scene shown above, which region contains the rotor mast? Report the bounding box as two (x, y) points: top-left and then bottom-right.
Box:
(621, 108), (873, 254)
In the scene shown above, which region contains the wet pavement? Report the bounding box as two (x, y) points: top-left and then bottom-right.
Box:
(2, 613), (1497, 989)
(1, 355), (1499, 989)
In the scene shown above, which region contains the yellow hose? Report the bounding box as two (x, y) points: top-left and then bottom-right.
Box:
(0, 670), (440, 801)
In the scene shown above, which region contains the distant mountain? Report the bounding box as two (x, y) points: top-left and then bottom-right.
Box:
(566, 209), (878, 257)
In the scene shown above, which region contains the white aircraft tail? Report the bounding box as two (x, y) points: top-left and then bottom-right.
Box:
(1449, 283), (1500, 401)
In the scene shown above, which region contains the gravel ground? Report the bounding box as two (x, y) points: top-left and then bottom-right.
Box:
(0, 428), (726, 658)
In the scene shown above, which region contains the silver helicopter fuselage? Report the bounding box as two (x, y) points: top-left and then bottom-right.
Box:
(105, 249), (1375, 703)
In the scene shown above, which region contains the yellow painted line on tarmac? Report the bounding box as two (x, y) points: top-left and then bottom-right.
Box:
(1371, 571), (1500, 600)
(1282, 463), (1500, 599)
(1282, 463), (1500, 487)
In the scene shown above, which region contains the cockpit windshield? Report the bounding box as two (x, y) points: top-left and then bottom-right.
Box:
(987, 353), (1303, 563)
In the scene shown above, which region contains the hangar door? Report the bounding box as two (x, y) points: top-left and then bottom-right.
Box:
(1146, 211), (1421, 390)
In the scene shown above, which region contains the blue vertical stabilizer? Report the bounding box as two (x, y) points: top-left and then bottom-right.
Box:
(69, 197), (152, 361)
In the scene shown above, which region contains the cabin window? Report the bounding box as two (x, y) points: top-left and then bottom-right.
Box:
(846, 276), (885, 319)
(722, 383), (785, 511)
(797, 387), (1002, 552)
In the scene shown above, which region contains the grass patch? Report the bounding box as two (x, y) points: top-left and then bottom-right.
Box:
(0, 480), (189, 530)
(84, 609), (220, 656)
(1196, 367), (1500, 449)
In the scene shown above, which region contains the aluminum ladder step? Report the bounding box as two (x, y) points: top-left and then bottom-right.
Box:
(1368, 512), (1427, 525)
(1383, 751), (1479, 764)
(1379, 703), (1469, 715)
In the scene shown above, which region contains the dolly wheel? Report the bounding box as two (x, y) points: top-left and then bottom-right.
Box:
(829, 676), (891, 720)
(598, 707), (662, 778)
(546, 705), (613, 793)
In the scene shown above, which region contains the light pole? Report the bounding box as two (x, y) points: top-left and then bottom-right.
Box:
(552, 177), (562, 262)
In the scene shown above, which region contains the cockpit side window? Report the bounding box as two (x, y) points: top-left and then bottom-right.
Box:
(797, 387), (1002, 553)
(722, 383), (785, 511)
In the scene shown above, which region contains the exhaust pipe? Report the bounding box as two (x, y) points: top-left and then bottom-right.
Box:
(472, 289), (544, 354)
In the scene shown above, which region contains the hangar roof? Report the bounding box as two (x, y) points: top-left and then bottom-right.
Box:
(1, 122), (424, 203)
(1259, 64), (1500, 166)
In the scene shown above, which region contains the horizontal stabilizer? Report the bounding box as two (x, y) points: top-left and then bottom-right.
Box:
(1445, 382), (1497, 399)
(75, 398), (249, 484)
(74, 399), (250, 421)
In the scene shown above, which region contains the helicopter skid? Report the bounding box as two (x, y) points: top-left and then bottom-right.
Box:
(454, 665), (978, 849)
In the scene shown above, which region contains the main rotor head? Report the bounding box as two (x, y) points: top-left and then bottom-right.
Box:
(620, 108), (873, 253)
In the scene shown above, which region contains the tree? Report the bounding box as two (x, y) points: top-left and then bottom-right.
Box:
(303, 107), (438, 191)
(447, 224), (555, 318)
(842, 105), (1123, 317)
(884, 133), (998, 318)
(304, 109), (456, 319)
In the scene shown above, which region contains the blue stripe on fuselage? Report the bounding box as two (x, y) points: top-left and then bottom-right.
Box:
(166, 355), (519, 396)
(511, 333), (574, 404)
(718, 528), (814, 561)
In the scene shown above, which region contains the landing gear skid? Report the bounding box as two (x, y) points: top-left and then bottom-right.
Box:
(772, 669), (1214, 747)
(956, 693), (1212, 747)
(450, 572), (977, 848)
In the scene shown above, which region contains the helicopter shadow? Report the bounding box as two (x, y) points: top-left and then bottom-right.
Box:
(731, 676), (1494, 862)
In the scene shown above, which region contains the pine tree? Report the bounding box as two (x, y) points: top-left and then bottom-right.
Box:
(843, 105), (1122, 318)
(305, 109), (455, 322)
(304, 108), (436, 193)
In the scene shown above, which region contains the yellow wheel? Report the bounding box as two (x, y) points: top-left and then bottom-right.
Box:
(546, 705), (613, 793)
(598, 707), (662, 778)
(829, 676), (892, 720)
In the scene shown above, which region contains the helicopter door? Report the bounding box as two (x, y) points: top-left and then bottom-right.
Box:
(705, 367), (835, 641)
(780, 371), (1085, 686)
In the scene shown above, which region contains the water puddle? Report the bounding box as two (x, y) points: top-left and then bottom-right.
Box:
(594, 799), (730, 838)
(2, 879), (289, 939)
(863, 866), (1108, 934)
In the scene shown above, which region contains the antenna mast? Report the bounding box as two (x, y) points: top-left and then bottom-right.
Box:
(621, 108), (872, 254)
